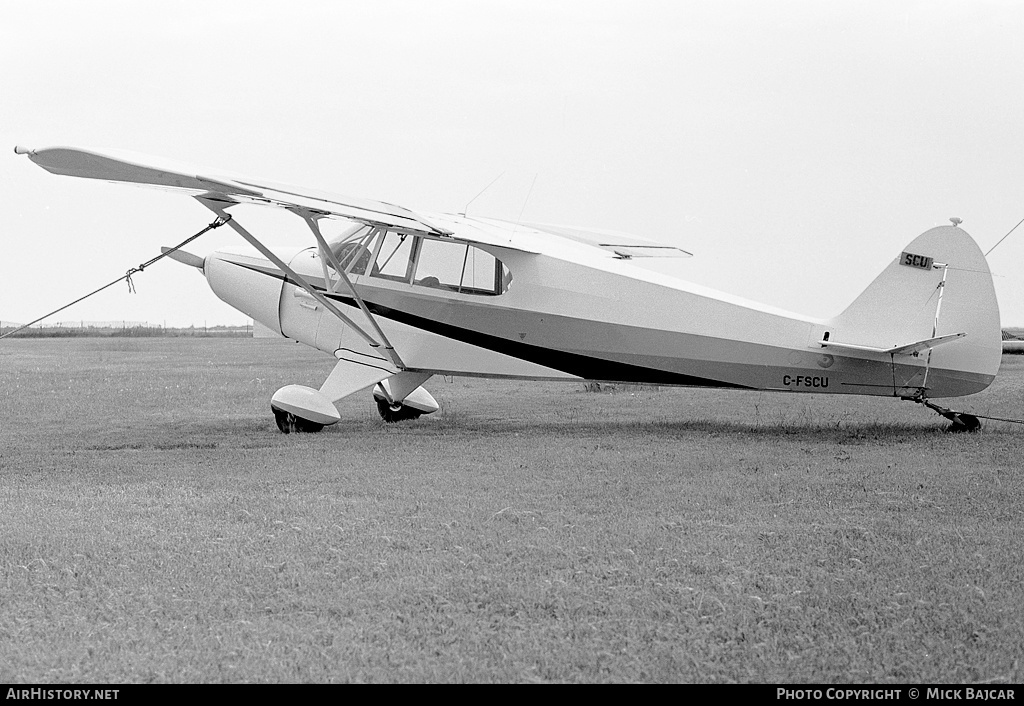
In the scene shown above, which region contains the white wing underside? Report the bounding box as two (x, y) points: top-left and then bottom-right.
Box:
(16, 145), (450, 237)
(16, 145), (690, 257)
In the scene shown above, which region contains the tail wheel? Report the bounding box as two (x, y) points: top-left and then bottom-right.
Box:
(915, 399), (983, 434)
(375, 397), (422, 423)
(272, 406), (326, 433)
(946, 413), (981, 433)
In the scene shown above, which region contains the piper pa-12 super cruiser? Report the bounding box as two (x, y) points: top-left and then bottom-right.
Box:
(15, 146), (1002, 432)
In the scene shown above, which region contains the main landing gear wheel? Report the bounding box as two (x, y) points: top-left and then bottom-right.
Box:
(375, 397), (422, 423)
(270, 385), (340, 434)
(272, 405), (326, 434)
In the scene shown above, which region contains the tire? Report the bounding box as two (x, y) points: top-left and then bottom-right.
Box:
(375, 397), (423, 423)
(272, 406), (326, 433)
(946, 413), (981, 433)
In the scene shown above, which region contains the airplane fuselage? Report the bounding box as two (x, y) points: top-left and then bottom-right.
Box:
(204, 217), (999, 400)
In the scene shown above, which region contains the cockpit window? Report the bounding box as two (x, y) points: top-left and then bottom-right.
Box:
(412, 236), (512, 295)
(324, 228), (512, 295)
(462, 246), (503, 293)
(414, 238), (468, 290)
(370, 232), (415, 282)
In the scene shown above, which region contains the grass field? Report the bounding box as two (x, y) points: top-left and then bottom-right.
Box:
(1, 338), (1022, 683)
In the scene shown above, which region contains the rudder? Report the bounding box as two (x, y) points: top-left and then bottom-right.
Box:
(826, 225), (1001, 397)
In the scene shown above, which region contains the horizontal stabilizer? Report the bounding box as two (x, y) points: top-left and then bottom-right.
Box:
(820, 332), (967, 356)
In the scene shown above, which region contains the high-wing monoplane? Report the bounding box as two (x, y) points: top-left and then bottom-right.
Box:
(15, 146), (1003, 431)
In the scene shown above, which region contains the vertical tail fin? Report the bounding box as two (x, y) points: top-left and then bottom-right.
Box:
(826, 225), (1001, 397)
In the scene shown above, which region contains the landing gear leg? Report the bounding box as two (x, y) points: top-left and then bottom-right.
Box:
(915, 399), (982, 433)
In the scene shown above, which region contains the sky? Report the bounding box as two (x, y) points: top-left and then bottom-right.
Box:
(2, 0), (1023, 327)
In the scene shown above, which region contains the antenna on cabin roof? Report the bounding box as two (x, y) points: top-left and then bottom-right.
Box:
(950, 217), (962, 227)
(510, 173), (538, 241)
(460, 172), (505, 217)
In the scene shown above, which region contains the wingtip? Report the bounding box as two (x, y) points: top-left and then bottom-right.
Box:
(14, 145), (34, 155)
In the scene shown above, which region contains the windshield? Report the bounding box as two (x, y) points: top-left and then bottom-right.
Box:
(325, 224), (375, 275)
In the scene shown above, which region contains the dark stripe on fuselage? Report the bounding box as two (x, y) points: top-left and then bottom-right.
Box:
(228, 260), (750, 388)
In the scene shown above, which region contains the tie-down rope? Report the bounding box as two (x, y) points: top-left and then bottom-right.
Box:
(0, 215), (231, 340)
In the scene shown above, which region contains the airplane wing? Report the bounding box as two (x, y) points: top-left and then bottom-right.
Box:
(14, 145), (451, 237)
(17, 145), (681, 258)
(16, 144), (450, 369)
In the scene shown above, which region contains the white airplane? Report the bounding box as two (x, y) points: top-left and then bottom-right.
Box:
(15, 146), (1003, 432)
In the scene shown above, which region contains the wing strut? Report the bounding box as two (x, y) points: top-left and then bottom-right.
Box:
(291, 208), (401, 360)
(196, 196), (405, 369)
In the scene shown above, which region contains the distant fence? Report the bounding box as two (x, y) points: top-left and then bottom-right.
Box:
(1004, 329), (1024, 355)
(0, 322), (254, 338)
